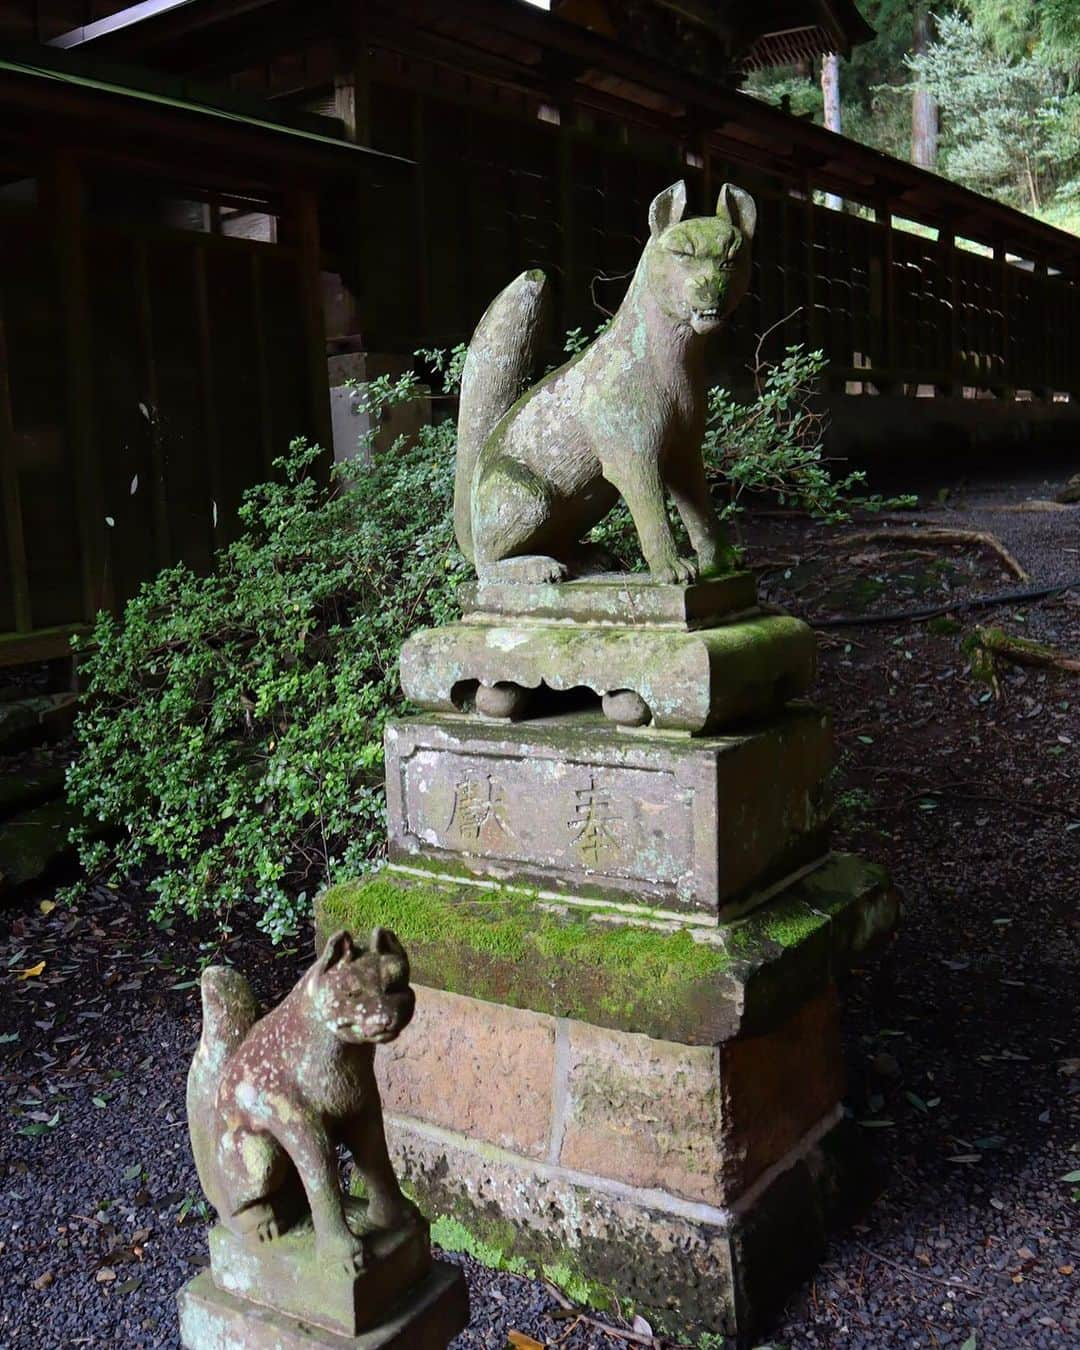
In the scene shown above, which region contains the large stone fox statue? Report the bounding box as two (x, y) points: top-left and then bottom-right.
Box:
(453, 179), (756, 584)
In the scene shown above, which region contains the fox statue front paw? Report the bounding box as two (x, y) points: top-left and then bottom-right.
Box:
(649, 554), (698, 585)
(317, 1228), (367, 1277)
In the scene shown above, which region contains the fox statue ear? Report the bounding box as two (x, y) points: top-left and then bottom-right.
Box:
(716, 183), (757, 241)
(316, 930), (357, 973)
(649, 180), (688, 238)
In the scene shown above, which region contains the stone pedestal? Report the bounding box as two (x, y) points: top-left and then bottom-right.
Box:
(177, 1198), (467, 1348)
(178, 1263), (468, 1349)
(316, 855), (897, 1342)
(316, 573), (898, 1342)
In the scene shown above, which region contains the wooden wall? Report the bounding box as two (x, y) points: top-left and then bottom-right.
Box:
(0, 156), (321, 660)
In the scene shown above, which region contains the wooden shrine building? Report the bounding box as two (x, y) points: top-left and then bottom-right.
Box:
(2, 0), (1080, 658)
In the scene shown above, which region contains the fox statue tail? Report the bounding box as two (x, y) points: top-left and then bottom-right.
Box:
(454, 268), (549, 562)
(185, 966), (260, 1214)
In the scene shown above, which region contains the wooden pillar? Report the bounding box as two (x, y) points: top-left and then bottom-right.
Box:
(286, 187), (334, 458)
(1031, 258), (1050, 398)
(192, 248), (223, 554)
(250, 252), (275, 476)
(801, 174), (818, 352)
(0, 306), (31, 632)
(46, 152), (111, 620)
(874, 198), (896, 393)
(939, 227), (960, 396)
(993, 240), (1010, 396)
(133, 239), (172, 570)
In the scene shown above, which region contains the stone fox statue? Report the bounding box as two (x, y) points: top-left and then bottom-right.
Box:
(454, 179), (756, 583)
(186, 928), (416, 1275)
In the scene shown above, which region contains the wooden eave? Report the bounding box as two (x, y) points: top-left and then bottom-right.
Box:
(0, 51), (410, 193)
(68, 0), (1080, 268)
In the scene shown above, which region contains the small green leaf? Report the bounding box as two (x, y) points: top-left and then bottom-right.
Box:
(123, 1162), (143, 1181)
(1061, 1170), (1080, 1183)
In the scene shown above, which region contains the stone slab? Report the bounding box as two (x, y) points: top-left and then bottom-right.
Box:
(208, 1197), (429, 1336)
(559, 988), (844, 1205)
(384, 706), (832, 916)
(178, 1261), (468, 1349)
(317, 852), (898, 1047)
(384, 1109), (876, 1344)
(460, 570), (758, 628)
(399, 612), (815, 734)
(376, 986), (556, 1160)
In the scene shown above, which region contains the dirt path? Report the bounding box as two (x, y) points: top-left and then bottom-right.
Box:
(1, 471), (1078, 1349)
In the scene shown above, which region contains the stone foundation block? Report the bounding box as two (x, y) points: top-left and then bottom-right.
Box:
(177, 1262), (468, 1349)
(316, 852), (898, 1342)
(385, 705), (833, 916)
(376, 988), (556, 1160)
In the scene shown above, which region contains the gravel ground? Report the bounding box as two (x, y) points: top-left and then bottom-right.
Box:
(1, 464), (1078, 1349)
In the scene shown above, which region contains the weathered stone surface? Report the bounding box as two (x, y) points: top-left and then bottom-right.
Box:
(461, 571), (758, 628)
(399, 611), (815, 734)
(385, 1108), (871, 1342)
(454, 181), (755, 584)
(385, 707), (832, 915)
(178, 1261), (468, 1349)
(556, 992), (843, 1206)
(376, 987), (555, 1160)
(559, 1024), (721, 1204)
(186, 929), (422, 1328)
(316, 852), (898, 1044)
(717, 988), (845, 1196)
(209, 1198), (429, 1336)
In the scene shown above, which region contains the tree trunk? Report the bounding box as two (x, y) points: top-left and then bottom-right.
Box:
(911, 8), (939, 170)
(821, 52), (843, 210)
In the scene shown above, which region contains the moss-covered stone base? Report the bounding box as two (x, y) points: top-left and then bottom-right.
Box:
(315, 850), (897, 1344)
(386, 1111), (876, 1345)
(316, 851), (897, 1042)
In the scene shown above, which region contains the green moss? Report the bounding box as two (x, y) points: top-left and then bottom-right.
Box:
(318, 869), (737, 1036)
(541, 1261), (614, 1311)
(926, 616), (962, 637)
(760, 898), (827, 948)
(320, 873), (731, 982)
(430, 1215), (531, 1276)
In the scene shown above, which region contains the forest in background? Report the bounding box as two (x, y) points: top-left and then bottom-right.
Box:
(745, 1), (1080, 236)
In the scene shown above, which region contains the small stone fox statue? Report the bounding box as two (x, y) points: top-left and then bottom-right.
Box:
(454, 179), (756, 584)
(186, 928), (417, 1275)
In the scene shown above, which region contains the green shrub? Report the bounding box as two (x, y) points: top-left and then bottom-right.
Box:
(67, 339), (902, 938)
(66, 372), (466, 941)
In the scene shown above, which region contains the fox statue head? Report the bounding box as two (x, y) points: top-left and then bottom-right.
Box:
(641, 180), (756, 335)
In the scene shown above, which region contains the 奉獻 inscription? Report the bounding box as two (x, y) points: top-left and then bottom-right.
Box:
(401, 748), (692, 888)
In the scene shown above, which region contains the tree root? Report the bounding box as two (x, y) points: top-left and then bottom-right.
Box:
(969, 625), (1080, 676)
(833, 527), (1030, 582)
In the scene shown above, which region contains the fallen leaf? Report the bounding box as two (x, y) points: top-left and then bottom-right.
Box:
(1059, 1265), (1074, 1276)
(506, 1335), (545, 1350)
(32, 1272), (54, 1290)
(115, 1276), (142, 1294)
(38, 900), (56, 916)
(95, 1267), (116, 1283)
(1017, 1246), (1036, 1262)
(17, 962), (46, 980)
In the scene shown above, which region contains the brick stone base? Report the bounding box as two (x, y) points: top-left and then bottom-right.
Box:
(316, 852), (898, 1342)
